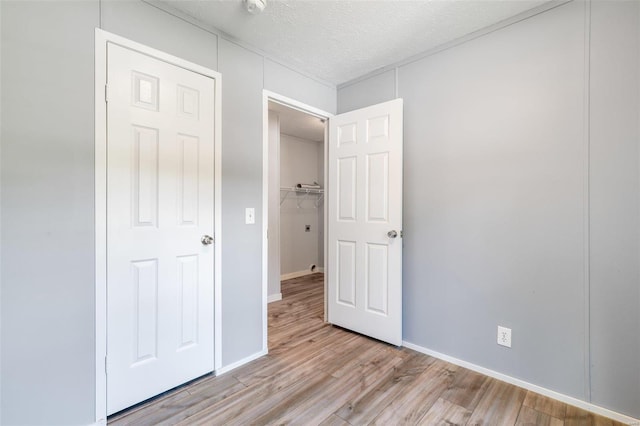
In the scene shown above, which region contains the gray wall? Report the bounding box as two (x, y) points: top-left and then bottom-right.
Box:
(337, 0), (640, 419)
(1, 2), (99, 424)
(264, 58), (335, 114)
(337, 69), (396, 117)
(0, 1), (335, 424)
(101, 0), (218, 71)
(217, 36), (265, 364)
(588, 0), (640, 415)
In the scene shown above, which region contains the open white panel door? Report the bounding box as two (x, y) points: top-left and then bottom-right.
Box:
(328, 99), (403, 346)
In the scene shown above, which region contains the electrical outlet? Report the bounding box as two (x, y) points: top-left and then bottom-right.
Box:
(305, 225), (311, 232)
(497, 326), (512, 348)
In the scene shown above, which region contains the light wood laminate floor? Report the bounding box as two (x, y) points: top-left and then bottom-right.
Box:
(110, 273), (624, 425)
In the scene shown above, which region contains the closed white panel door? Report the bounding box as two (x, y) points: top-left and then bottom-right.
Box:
(328, 99), (403, 346)
(106, 43), (215, 415)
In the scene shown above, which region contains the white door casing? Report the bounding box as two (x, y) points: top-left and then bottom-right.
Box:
(106, 43), (216, 415)
(328, 99), (403, 346)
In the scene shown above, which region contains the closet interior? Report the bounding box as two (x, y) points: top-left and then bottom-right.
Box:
(267, 101), (326, 304)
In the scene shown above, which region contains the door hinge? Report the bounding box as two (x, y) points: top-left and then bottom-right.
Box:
(104, 355), (108, 375)
(105, 84), (109, 103)
(400, 230), (403, 238)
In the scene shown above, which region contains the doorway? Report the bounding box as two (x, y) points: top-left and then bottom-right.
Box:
(261, 93), (404, 353)
(262, 92), (332, 350)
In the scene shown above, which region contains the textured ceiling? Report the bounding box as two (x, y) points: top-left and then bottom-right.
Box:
(269, 101), (325, 142)
(158, 0), (549, 85)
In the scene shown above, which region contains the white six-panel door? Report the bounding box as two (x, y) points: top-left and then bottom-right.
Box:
(106, 43), (216, 415)
(328, 99), (403, 346)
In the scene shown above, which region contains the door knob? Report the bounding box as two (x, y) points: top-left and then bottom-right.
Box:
(387, 230), (398, 238)
(201, 235), (214, 245)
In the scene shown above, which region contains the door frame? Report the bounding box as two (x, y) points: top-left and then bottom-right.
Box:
(261, 90), (333, 352)
(94, 29), (223, 424)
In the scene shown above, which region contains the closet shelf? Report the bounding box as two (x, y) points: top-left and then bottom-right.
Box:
(280, 186), (324, 194)
(280, 187), (324, 208)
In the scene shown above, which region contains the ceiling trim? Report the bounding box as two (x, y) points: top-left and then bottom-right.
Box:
(142, 0), (337, 89)
(338, 0), (572, 90)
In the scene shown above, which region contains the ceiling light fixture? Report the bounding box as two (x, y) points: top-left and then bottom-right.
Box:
(244, 0), (266, 15)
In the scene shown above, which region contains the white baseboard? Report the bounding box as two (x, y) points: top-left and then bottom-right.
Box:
(280, 270), (307, 280)
(280, 269), (313, 280)
(267, 293), (282, 303)
(317, 267), (325, 273)
(402, 341), (639, 425)
(215, 349), (267, 376)
(88, 420), (107, 426)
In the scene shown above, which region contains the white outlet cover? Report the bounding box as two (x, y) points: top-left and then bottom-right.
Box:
(245, 207), (255, 225)
(497, 326), (512, 348)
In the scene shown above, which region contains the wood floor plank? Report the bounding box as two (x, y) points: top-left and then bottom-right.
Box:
(522, 390), (567, 419)
(174, 370), (331, 425)
(111, 374), (247, 426)
(369, 359), (457, 425)
(333, 352), (436, 424)
(146, 381), (246, 425)
(318, 413), (351, 426)
(322, 341), (390, 378)
(466, 380), (528, 426)
(267, 315), (326, 343)
(236, 330), (354, 387)
(516, 405), (564, 426)
(268, 323), (353, 355)
(108, 274), (626, 426)
(269, 350), (407, 425)
(440, 367), (491, 411)
(417, 397), (472, 425)
(107, 389), (192, 425)
(234, 340), (342, 394)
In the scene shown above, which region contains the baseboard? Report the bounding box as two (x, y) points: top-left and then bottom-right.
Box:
(89, 420), (107, 426)
(317, 267), (325, 273)
(280, 269), (313, 280)
(402, 341), (639, 424)
(267, 293), (282, 303)
(215, 349), (267, 376)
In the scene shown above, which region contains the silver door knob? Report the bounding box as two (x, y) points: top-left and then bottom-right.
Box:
(201, 235), (214, 245)
(387, 230), (398, 238)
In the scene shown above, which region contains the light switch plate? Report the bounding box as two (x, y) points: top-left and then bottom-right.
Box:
(245, 208), (255, 225)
